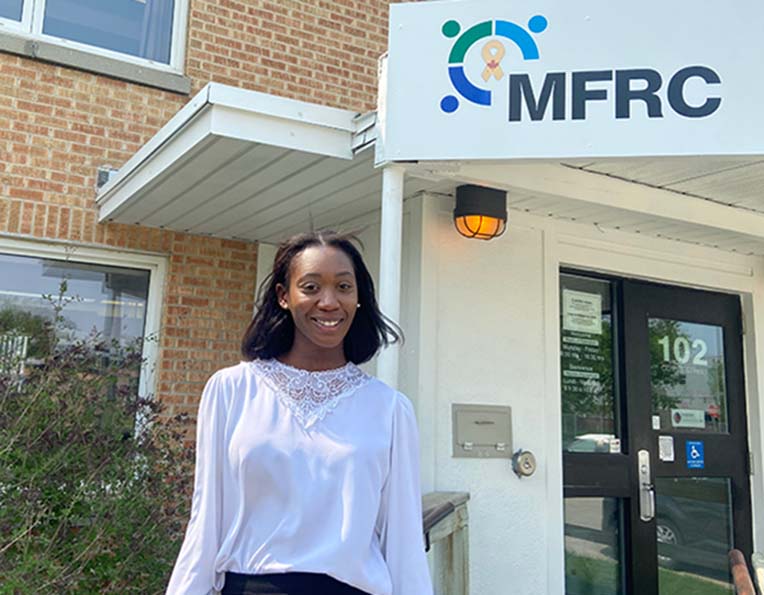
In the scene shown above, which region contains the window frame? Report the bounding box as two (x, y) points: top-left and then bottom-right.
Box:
(0, 0), (189, 76)
(0, 236), (167, 401)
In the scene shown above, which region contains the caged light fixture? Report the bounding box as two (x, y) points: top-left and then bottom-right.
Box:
(453, 184), (508, 240)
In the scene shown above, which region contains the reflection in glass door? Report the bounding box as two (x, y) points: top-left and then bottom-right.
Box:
(561, 272), (752, 595)
(655, 478), (734, 595)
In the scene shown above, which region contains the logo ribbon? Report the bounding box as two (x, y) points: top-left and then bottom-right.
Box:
(481, 40), (506, 81)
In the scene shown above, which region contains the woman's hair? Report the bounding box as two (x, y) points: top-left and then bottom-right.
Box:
(241, 230), (402, 364)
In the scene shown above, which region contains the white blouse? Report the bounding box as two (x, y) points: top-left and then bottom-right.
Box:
(166, 359), (433, 595)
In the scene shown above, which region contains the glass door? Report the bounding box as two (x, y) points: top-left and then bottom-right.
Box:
(561, 273), (752, 595)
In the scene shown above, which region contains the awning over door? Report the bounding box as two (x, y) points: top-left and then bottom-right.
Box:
(95, 83), (434, 243)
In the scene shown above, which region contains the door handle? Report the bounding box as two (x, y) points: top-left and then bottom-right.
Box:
(638, 449), (655, 522)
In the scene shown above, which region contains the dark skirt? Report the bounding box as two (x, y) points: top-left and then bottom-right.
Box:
(221, 571), (372, 595)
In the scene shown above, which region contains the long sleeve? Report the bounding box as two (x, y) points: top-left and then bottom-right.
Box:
(166, 373), (227, 595)
(376, 393), (434, 595)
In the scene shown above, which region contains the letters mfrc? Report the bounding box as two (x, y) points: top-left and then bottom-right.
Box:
(508, 66), (721, 121)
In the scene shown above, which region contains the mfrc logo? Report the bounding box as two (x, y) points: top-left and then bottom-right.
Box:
(441, 16), (722, 121)
(440, 16), (548, 113)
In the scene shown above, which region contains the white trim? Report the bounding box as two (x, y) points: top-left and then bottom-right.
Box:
(170, 0), (189, 72)
(5, 0), (188, 73)
(254, 242), (277, 312)
(0, 236), (167, 401)
(541, 223), (565, 595)
(208, 85), (357, 133)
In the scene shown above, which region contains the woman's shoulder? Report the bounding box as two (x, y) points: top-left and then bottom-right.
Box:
(204, 361), (259, 395)
(360, 373), (415, 412)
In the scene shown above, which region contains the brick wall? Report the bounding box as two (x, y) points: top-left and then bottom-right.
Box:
(0, 0), (392, 416)
(185, 0), (389, 108)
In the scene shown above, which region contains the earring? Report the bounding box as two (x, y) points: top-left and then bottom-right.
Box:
(356, 303), (361, 309)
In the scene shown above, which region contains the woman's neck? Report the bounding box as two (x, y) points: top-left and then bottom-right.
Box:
(277, 345), (347, 372)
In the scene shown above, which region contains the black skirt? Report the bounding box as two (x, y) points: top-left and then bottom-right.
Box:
(221, 571), (372, 595)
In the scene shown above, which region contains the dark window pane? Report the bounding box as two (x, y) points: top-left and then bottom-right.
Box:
(0, 253), (149, 363)
(0, 0), (23, 21)
(561, 274), (618, 453)
(565, 497), (623, 595)
(656, 477), (734, 594)
(649, 319), (728, 433)
(43, 0), (174, 63)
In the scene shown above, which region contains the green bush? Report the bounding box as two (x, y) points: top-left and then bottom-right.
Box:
(0, 302), (194, 593)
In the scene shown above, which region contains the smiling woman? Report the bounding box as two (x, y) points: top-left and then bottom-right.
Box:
(167, 231), (433, 595)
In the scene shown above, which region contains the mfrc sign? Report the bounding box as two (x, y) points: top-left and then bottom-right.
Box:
(509, 66), (721, 121)
(385, 0), (764, 161)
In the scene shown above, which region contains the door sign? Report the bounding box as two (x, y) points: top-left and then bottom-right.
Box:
(658, 435), (675, 462)
(686, 440), (705, 469)
(671, 408), (706, 429)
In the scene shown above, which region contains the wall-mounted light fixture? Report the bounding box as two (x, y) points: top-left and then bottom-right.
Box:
(453, 184), (507, 240)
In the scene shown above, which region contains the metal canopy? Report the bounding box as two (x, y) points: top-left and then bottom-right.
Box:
(96, 83), (434, 244)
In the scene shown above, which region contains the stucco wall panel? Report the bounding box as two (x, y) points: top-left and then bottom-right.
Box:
(435, 220), (550, 595)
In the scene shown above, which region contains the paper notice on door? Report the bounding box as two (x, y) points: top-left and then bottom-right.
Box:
(652, 415), (661, 430)
(562, 290), (602, 335)
(670, 408), (706, 429)
(659, 435), (675, 462)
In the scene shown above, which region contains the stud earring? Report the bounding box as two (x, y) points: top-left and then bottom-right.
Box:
(356, 303), (361, 309)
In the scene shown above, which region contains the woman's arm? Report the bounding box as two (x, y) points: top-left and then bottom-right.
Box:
(166, 372), (226, 595)
(376, 392), (434, 595)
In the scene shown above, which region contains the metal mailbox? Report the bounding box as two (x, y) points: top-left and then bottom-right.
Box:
(452, 404), (512, 458)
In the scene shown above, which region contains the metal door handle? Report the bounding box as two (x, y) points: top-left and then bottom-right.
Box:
(638, 450), (655, 522)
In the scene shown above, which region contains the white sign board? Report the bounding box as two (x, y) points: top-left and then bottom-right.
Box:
(383, 0), (764, 161)
(562, 290), (602, 335)
(670, 408), (706, 429)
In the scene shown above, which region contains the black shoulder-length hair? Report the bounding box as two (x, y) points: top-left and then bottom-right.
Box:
(241, 230), (402, 364)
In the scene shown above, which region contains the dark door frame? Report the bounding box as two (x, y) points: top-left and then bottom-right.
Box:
(562, 270), (753, 595)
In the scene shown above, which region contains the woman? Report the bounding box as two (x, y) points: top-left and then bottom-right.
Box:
(167, 231), (433, 595)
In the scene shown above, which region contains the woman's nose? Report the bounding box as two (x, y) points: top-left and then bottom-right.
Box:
(317, 290), (340, 308)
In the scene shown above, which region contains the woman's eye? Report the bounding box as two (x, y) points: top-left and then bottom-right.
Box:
(301, 284), (318, 292)
(339, 283), (354, 291)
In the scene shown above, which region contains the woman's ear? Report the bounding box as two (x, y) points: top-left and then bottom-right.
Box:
(275, 283), (289, 310)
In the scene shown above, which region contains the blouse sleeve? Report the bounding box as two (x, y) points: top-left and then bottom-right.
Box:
(166, 373), (227, 595)
(376, 393), (434, 595)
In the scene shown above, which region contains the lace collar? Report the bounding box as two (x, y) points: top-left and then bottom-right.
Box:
(253, 359), (372, 428)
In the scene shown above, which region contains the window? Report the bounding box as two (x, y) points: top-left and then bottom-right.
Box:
(0, 0), (23, 22)
(0, 253), (151, 359)
(0, 0), (184, 69)
(0, 238), (166, 398)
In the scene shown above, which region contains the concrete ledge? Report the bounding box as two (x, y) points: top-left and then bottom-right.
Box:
(0, 31), (191, 95)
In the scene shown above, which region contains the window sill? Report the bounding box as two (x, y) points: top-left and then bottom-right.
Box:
(0, 31), (191, 95)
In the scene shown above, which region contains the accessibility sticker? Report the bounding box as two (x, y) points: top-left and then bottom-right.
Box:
(686, 440), (705, 469)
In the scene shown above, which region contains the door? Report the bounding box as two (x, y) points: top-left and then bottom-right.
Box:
(560, 272), (752, 595)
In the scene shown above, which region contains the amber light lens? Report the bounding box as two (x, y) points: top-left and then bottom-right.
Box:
(454, 215), (507, 240)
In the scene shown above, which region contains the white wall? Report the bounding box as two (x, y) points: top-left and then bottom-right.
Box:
(416, 196), (552, 595)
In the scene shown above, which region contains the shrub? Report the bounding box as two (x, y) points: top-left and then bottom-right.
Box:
(0, 294), (194, 594)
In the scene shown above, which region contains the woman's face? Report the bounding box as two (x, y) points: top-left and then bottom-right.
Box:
(276, 245), (359, 356)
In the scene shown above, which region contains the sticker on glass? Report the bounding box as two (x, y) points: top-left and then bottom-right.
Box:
(562, 290), (602, 335)
(670, 408), (706, 429)
(658, 435), (675, 462)
(686, 440), (705, 469)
